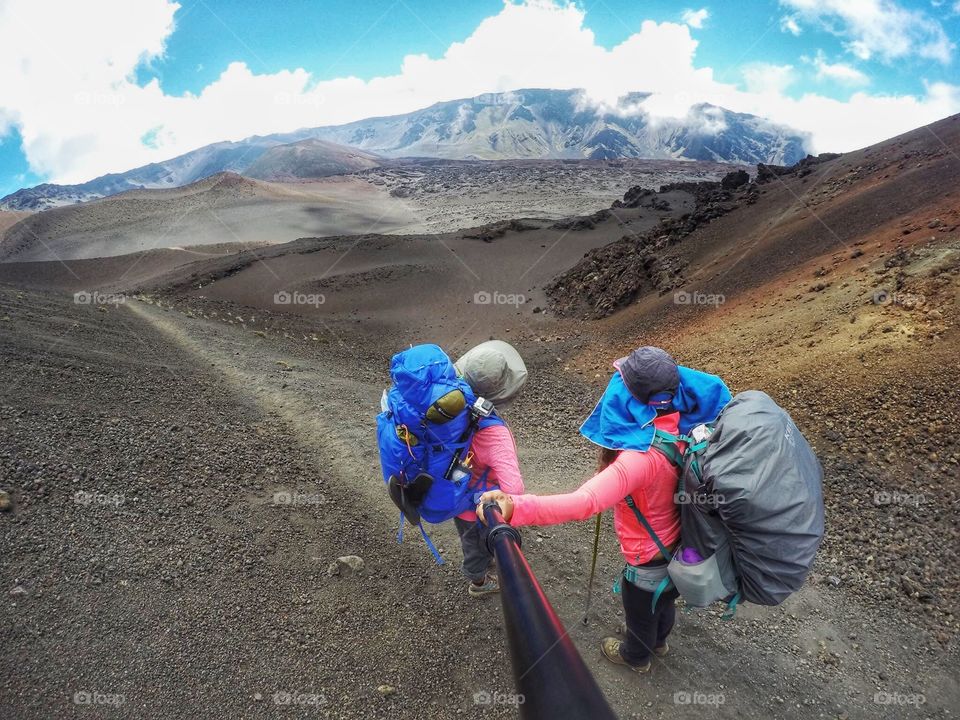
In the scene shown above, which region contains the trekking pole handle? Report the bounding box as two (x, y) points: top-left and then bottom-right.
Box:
(482, 501), (522, 551)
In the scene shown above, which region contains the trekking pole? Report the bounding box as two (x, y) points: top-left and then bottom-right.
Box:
(581, 511), (602, 625)
(482, 501), (618, 720)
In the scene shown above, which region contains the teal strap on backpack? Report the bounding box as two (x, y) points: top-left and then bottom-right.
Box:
(651, 575), (672, 610)
(622, 495), (675, 612)
(722, 592), (741, 620)
(624, 495), (672, 558)
(614, 565), (674, 614)
(650, 429), (687, 469)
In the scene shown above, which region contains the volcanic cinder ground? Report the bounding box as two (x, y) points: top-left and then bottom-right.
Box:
(1, 119), (959, 720)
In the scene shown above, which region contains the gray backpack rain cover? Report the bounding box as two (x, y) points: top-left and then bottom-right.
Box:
(678, 391), (825, 606)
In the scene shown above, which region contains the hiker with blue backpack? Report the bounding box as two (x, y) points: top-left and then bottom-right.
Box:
(377, 342), (528, 596)
(479, 345), (825, 673)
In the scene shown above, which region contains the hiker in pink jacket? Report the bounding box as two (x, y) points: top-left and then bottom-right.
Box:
(455, 422), (525, 595)
(454, 341), (528, 597)
(480, 347), (688, 672)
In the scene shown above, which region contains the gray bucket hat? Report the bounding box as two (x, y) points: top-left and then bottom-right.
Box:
(455, 340), (528, 406)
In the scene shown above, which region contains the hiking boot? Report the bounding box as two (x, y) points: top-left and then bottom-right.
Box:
(468, 573), (499, 597)
(654, 642), (669, 657)
(600, 637), (651, 673)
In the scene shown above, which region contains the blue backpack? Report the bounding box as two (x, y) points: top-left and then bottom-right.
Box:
(376, 344), (503, 562)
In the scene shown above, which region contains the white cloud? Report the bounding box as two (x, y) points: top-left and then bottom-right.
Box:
(0, 0), (958, 185)
(806, 50), (870, 85)
(742, 63), (797, 95)
(780, 0), (954, 63)
(681, 8), (710, 28)
(780, 15), (803, 35)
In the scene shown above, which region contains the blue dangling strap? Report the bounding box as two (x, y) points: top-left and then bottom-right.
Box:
(471, 467), (493, 527)
(418, 522), (444, 565)
(396, 511), (443, 565)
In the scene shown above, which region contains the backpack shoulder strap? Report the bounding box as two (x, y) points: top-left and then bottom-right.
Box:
(623, 494), (672, 559)
(477, 411), (505, 431)
(622, 495), (677, 613)
(620, 428), (685, 557)
(650, 428), (686, 470)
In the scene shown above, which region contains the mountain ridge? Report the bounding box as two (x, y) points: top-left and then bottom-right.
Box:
(1, 88), (807, 211)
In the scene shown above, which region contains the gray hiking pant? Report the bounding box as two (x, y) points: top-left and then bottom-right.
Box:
(454, 517), (494, 583)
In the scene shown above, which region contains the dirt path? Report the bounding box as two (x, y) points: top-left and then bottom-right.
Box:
(1, 286), (955, 719)
(117, 297), (958, 720)
(0, 287), (521, 720)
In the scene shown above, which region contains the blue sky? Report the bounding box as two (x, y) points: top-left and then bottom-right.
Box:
(143, 0), (955, 98)
(1, 0), (958, 197)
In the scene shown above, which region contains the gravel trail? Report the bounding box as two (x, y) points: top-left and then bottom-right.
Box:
(4, 286), (956, 719)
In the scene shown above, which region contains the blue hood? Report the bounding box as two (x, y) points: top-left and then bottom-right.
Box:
(579, 366), (732, 451)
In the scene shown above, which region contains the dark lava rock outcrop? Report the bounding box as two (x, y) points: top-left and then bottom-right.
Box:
(547, 174), (749, 318)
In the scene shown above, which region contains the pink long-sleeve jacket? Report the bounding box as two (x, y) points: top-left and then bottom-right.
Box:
(457, 423), (525, 521)
(509, 413), (684, 565)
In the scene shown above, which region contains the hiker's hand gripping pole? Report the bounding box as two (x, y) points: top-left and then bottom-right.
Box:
(482, 500), (521, 549)
(476, 490), (513, 523)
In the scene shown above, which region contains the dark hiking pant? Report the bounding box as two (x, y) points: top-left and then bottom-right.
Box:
(620, 569), (680, 666)
(454, 517), (493, 583)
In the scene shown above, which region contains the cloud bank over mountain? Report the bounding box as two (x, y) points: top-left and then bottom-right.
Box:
(0, 0), (956, 186)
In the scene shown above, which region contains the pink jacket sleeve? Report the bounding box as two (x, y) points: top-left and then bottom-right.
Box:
(469, 424), (525, 495)
(510, 450), (659, 526)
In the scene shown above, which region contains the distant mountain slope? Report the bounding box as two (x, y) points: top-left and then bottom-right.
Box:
(0, 137), (359, 211)
(549, 113), (960, 320)
(0, 88), (807, 211)
(312, 89), (806, 165)
(244, 139), (381, 180)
